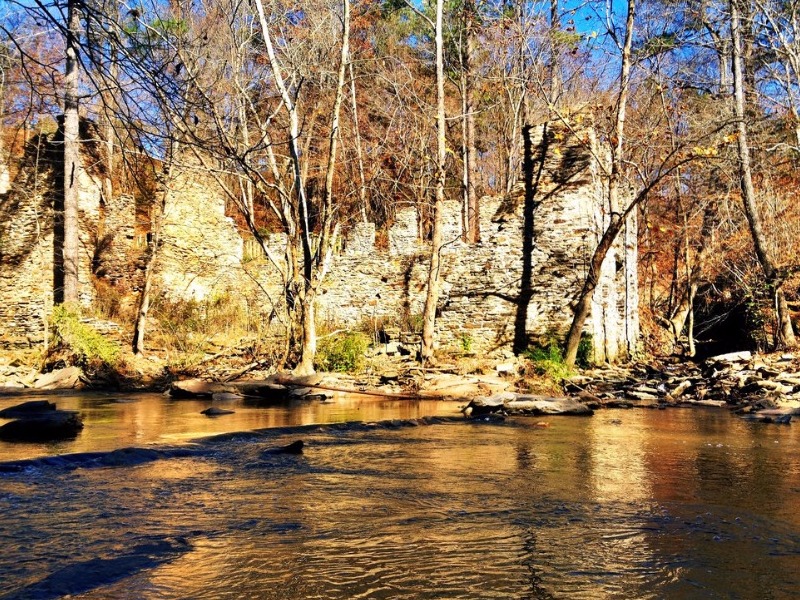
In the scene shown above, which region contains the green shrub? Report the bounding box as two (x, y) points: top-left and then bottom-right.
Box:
(460, 333), (474, 353)
(523, 338), (572, 382)
(316, 332), (370, 373)
(51, 304), (120, 365)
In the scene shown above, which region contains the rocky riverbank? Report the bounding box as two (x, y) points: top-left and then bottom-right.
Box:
(568, 350), (800, 423)
(1, 349), (798, 422)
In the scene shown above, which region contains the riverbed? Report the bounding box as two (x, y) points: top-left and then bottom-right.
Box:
(0, 395), (798, 598)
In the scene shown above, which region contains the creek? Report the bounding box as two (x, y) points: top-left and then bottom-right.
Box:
(0, 393), (798, 598)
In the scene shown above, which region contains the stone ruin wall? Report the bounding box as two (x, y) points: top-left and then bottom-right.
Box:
(0, 121), (638, 362)
(248, 123), (639, 361)
(0, 137), (243, 349)
(154, 164), (243, 302)
(0, 147), (103, 348)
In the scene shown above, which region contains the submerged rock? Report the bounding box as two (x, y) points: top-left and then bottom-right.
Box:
(264, 440), (305, 455)
(211, 392), (243, 402)
(0, 411), (84, 442)
(201, 407), (235, 417)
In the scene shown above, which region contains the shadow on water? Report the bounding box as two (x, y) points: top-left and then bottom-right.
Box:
(10, 537), (192, 600)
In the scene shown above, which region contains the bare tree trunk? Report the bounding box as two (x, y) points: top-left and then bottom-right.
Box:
(463, 0), (479, 243)
(294, 0), (350, 376)
(730, 0), (796, 348)
(420, 0), (447, 364)
(461, 65), (469, 240)
(549, 0), (562, 110)
(564, 0), (635, 367)
(0, 67), (8, 195)
(132, 169), (171, 354)
(348, 62), (368, 222)
(62, 0), (81, 304)
(102, 51), (116, 205)
(253, 0), (316, 374)
(667, 200), (716, 350)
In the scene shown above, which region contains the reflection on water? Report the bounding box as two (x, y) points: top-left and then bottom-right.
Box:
(0, 392), (461, 462)
(0, 405), (799, 598)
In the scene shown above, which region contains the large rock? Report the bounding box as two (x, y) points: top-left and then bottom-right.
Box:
(230, 381), (289, 398)
(509, 395), (594, 416)
(0, 400), (57, 419)
(706, 351), (752, 365)
(34, 366), (82, 390)
(0, 411), (84, 442)
(420, 374), (511, 398)
(169, 379), (229, 399)
(464, 393), (593, 417)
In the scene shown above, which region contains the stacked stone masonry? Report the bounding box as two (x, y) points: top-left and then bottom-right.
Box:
(248, 122), (639, 362)
(0, 121), (638, 362)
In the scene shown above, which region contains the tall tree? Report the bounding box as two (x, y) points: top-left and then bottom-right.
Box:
(461, 0), (479, 243)
(61, 0), (81, 304)
(730, 0), (796, 347)
(563, 0), (637, 366)
(420, 0), (447, 363)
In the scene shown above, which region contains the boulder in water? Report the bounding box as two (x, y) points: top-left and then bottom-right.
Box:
(0, 400), (57, 419)
(0, 411), (84, 442)
(169, 379), (228, 399)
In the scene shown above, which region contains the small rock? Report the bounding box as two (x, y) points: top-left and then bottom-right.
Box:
(0, 381), (25, 390)
(201, 407), (235, 416)
(264, 440), (304, 454)
(626, 390), (659, 401)
(669, 380), (692, 398)
(383, 342), (401, 356)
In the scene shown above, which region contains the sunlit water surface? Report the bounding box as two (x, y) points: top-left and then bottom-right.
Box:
(0, 395), (798, 599)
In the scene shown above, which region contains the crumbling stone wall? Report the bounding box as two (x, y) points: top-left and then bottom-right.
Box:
(0, 135), (243, 349)
(154, 164), (244, 301)
(1, 120), (638, 361)
(253, 121), (639, 362)
(0, 133), (102, 348)
(310, 120), (639, 362)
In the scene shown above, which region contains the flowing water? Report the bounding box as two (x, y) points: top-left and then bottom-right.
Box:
(0, 393), (799, 599)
